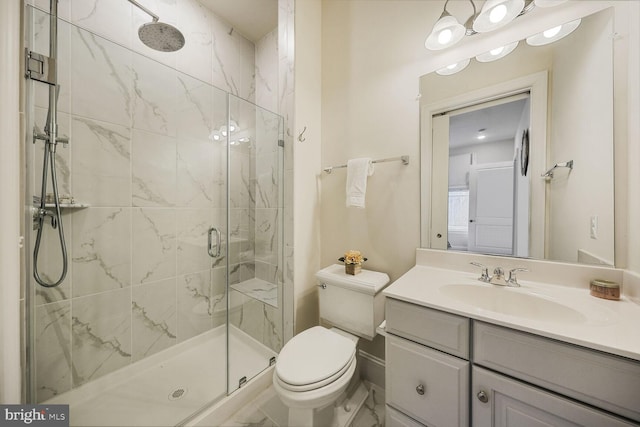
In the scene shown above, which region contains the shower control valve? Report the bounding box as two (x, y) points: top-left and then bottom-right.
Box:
(33, 208), (58, 229)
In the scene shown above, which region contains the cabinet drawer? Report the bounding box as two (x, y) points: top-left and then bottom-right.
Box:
(386, 334), (469, 427)
(386, 405), (425, 427)
(474, 322), (640, 422)
(473, 366), (638, 427)
(386, 298), (470, 359)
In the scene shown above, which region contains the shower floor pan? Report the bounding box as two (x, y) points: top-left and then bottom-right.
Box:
(46, 325), (276, 427)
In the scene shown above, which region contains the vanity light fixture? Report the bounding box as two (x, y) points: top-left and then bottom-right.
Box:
(472, 0), (525, 33)
(436, 58), (471, 76)
(475, 40), (519, 62)
(425, 0), (535, 51)
(526, 18), (581, 46)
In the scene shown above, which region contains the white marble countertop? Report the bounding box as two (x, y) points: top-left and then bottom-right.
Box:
(383, 264), (640, 362)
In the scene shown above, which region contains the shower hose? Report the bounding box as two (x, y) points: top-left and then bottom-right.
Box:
(33, 137), (68, 288)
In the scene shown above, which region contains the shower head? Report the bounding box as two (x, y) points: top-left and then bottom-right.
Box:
(138, 21), (185, 52)
(128, 0), (185, 52)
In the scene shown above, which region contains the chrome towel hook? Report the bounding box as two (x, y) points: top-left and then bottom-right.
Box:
(298, 126), (307, 142)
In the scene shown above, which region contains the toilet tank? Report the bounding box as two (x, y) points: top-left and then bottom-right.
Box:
(316, 264), (390, 341)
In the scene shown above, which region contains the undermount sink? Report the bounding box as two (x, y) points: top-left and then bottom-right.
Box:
(439, 284), (587, 323)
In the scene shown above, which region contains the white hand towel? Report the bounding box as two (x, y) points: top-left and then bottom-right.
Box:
(346, 157), (374, 208)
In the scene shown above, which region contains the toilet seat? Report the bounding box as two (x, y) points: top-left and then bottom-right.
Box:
(275, 326), (356, 392)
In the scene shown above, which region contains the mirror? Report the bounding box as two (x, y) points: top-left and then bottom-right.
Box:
(420, 7), (615, 266)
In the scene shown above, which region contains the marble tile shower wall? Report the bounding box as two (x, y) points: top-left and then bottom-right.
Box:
(27, 0), (281, 403)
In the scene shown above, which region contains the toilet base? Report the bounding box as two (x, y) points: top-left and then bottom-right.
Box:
(285, 381), (369, 427)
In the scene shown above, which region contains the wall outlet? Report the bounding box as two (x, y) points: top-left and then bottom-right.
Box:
(590, 215), (598, 239)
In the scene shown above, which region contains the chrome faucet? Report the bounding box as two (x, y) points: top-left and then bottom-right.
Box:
(470, 263), (528, 287)
(490, 267), (507, 286)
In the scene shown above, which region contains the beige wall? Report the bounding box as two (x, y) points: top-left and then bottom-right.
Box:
(321, 0), (426, 283)
(293, 0), (322, 333)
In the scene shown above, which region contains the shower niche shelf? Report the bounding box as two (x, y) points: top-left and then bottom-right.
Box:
(231, 277), (278, 308)
(42, 203), (90, 209)
(33, 196), (90, 210)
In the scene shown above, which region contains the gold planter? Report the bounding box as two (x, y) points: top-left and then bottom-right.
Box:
(345, 263), (361, 275)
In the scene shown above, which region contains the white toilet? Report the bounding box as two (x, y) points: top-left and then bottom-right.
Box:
(273, 264), (390, 427)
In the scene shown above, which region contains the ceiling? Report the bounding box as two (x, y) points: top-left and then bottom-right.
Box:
(199, 0), (278, 42)
(449, 99), (528, 149)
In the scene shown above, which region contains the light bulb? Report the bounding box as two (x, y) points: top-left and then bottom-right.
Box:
(473, 0), (525, 33)
(526, 19), (581, 46)
(436, 58), (471, 76)
(477, 134), (486, 140)
(425, 14), (465, 50)
(475, 41), (519, 63)
(543, 25), (562, 38)
(489, 4), (507, 23)
(438, 29), (453, 45)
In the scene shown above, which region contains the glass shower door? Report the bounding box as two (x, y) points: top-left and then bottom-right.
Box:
(227, 95), (284, 394)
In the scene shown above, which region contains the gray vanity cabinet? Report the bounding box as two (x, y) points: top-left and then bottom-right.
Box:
(384, 298), (640, 427)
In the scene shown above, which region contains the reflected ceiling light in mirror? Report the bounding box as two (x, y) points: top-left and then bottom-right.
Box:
(425, 1), (466, 50)
(475, 40), (519, 62)
(473, 0), (525, 33)
(534, 0), (568, 7)
(526, 18), (581, 46)
(436, 58), (471, 76)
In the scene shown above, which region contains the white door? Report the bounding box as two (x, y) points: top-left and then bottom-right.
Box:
(468, 161), (514, 255)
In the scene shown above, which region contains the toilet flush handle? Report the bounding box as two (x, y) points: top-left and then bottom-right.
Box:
(318, 282), (327, 289)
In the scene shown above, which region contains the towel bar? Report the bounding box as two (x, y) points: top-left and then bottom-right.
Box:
(323, 155), (409, 174)
(542, 160), (574, 179)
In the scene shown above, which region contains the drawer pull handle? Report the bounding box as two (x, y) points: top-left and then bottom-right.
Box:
(416, 384), (425, 395)
(477, 390), (489, 403)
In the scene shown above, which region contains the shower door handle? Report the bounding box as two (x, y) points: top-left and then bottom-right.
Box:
(208, 227), (221, 258)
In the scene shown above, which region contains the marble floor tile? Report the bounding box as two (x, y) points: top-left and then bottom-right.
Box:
(352, 383), (385, 427)
(223, 381), (385, 427)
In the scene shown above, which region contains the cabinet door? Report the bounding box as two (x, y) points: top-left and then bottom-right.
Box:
(386, 405), (426, 427)
(386, 335), (469, 427)
(473, 366), (638, 427)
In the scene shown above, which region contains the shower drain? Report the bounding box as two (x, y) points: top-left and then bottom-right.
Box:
(168, 387), (188, 401)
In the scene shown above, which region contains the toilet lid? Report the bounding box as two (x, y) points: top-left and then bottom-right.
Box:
(276, 326), (356, 387)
